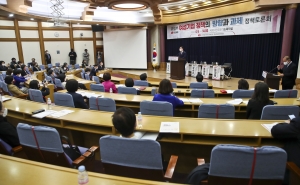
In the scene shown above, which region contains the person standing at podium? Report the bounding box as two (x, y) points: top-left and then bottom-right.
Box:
(277, 56), (297, 90)
(178, 46), (186, 59)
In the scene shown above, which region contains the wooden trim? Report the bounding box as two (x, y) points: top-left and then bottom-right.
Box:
(43, 38), (70, 41)
(14, 19), (24, 62)
(72, 27), (92, 30)
(105, 27), (146, 32)
(20, 38), (39, 41)
(18, 27), (38, 30)
(96, 38), (103, 41)
(93, 31), (97, 64)
(38, 22), (45, 65)
(0, 26), (14, 30)
(70, 24), (74, 49)
(73, 38), (94, 41)
(42, 27), (69, 30)
(0, 38), (16, 41)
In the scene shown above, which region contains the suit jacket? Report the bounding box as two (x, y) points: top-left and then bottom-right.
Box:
(246, 99), (274, 119)
(178, 51), (187, 60)
(21, 70), (29, 77)
(45, 53), (51, 63)
(10, 62), (17, 69)
(90, 68), (98, 78)
(67, 92), (88, 109)
(7, 84), (25, 96)
(278, 62), (297, 86)
(98, 64), (105, 71)
(0, 65), (7, 71)
(33, 66), (40, 72)
(0, 117), (20, 147)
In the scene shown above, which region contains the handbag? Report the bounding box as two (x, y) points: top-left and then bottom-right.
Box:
(61, 136), (82, 161)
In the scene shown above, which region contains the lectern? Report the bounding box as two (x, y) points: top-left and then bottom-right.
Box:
(169, 56), (185, 80)
(263, 72), (282, 90)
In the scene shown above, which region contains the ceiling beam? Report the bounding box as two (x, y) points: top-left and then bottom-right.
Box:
(253, 0), (300, 7)
(6, 0), (32, 13)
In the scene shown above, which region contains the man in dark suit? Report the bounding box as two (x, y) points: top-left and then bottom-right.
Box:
(45, 50), (51, 64)
(68, 49), (77, 65)
(178, 46), (187, 60)
(277, 56), (297, 90)
(65, 79), (88, 109)
(90, 64), (98, 79)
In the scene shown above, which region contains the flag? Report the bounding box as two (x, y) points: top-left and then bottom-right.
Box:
(152, 43), (157, 63)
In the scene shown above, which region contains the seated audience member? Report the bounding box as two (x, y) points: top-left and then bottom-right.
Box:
(271, 117), (300, 184)
(90, 65), (98, 78)
(5, 76), (26, 97)
(81, 60), (88, 68)
(0, 61), (8, 71)
(54, 64), (62, 75)
(16, 61), (22, 69)
(13, 69), (28, 94)
(102, 72), (117, 93)
(247, 82), (273, 119)
(28, 58), (35, 67)
(140, 73), (147, 81)
(10, 58), (17, 69)
(20, 65), (30, 77)
(6, 69), (13, 76)
(238, 79), (249, 90)
(196, 72), (203, 82)
(47, 69), (56, 83)
(112, 107), (139, 138)
(28, 80), (50, 102)
(66, 79), (88, 109)
(125, 78), (134, 87)
(85, 68), (91, 78)
(153, 79), (184, 111)
(56, 74), (67, 89)
(0, 101), (20, 147)
(98, 61), (105, 71)
(61, 62), (69, 73)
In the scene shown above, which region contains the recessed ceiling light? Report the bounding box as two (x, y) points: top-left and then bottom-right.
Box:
(114, 3), (144, 9)
(164, 7), (168, 10)
(30, 18), (34, 21)
(8, 14), (13, 17)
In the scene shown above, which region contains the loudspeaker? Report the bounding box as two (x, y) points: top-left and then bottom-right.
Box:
(91, 25), (104, 32)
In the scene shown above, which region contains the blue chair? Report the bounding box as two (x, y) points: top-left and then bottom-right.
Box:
(68, 64), (73, 70)
(28, 89), (45, 103)
(171, 82), (177, 88)
(39, 65), (45, 70)
(55, 63), (60, 67)
(25, 68), (31, 75)
(232, 90), (254, 98)
(89, 97), (116, 112)
(151, 88), (157, 96)
(54, 79), (64, 90)
(54, 93), (74, 107)
(0, 139), (14, 155)
(100, 135), (177, 181)
(134, 80), (149, 87)
(118, 87), (137, 95)
(46, 76), (54, 84)
(208, 144), (286, 184)
(198, 104), (235, 119)
(1, 82), (12, 96)
(92, 76), (100, 84)
(81, 72), (85, 79)
(274, 90), (298, 98)
(84, 74), (90, 80)
(140, 100), (173, 116)
(16, 123), (93, 168)
(190, 89), (215, 98)
(74, 64), (80, 69)
(190, 82), (208, 89)
(90, 84), (104, 92)
(0, 75), (3, 81)
(261, 105), (299, 120)
(47, 64), (52, 68)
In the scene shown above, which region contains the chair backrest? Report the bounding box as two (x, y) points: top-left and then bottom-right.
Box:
(140, 100), (173, 116)
(0, 139), (13, 155)
(171, 82), (177, 88)
(92, 76), (100, 84)
(1, 82), (12, 96)
(274, 90), (298, 98)
(84, 74), (90, 80)
(16, 123), (72, 167)
(191, 89), (215, 98)
(74, 64), (80, 69)
(198, 104), (235, 119)
(261, 105), (299, 120)
(28, 89), (45, 103)
(232, 90), (254, 98)
(39, 65), (45, 70)
(47, 64), (52, 68)
(90, 84), (105, 92)
(118, 87), (137, 95)
(46, 76), (54, 84)
(68, 64), (73, 70)
(54, 79), (64, 89)
(89, 97), (116, 112)
(151, 88), (157, 96)
(81, 72), (85, 79)
(54, 93), (75, 107)
(100, 135), (164, 181)
(190, 82), (208, 89)
(208, 144), (286, 185)
(55, 63), (60, 67)
(134, 80), (149, 87)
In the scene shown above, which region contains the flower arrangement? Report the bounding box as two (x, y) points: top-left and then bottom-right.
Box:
(152, 62), (159, 72)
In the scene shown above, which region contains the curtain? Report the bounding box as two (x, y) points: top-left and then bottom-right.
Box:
(291, 6), (300, 67)
(165, 10), (285, 80)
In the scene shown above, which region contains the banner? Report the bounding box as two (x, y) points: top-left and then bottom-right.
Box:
(191, 64), (199, 77)
(212, 66), (222, 80)
(166, 62), (170, 74)
(167, 9), (282, 39)
(202, 65), (210, 79)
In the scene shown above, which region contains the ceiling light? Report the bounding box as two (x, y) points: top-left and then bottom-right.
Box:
(114, 3), (144, 9)
(8, 14), (13, 17)
(30, 18), (34, 21)
(164, 7), (168, 10)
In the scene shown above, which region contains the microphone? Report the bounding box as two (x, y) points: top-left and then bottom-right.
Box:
(268, 66), (278, 73)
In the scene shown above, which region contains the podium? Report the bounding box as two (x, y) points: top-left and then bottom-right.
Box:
(263, 72), (282, 90)
(169, 56), (185, 80)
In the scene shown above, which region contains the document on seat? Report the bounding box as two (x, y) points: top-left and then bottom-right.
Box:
(2, 96), (11, 102)
(261, 123), (278, 133)
(189, 98), (203, 104)
(160, 122), (179, 133)
(50, 110), (74, 118)
(227, 99), (243, 105)
(32, 110), (57, 119)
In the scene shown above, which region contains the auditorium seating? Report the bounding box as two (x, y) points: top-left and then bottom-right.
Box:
(171, 82), (177, 88)
(198, 104), (235, 119)
(92, 76), (100, 84)
(54, 79), (64, 90)
(54, 93), (75, 107)
(118, 87), (137, 95)
(261, 105), (299, 120)
(90, 84), (105, 92)
(190, 82), (208, 89)
(28, 89), (44, 103)
(140, 101), (173, 116)
(134, 80), (149, 87)
(274, 90), (298, 98)
(191, 89), (215, 98)
(232, 90), (254, 98)
(84, 74), (90, 80)
(89, 97), (116, 112)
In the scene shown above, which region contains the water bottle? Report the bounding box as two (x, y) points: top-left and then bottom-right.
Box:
(78, 165), (89, 185)
(47, 98), (52, 110)
(137, 112), (142, 129)
(109, 88), (113, 93)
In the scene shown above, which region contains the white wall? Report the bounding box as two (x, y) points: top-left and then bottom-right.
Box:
(73, 30), (93, 38)
(96, 32), (103, 38)
(18, 21), (38, 27)
(43, 30), (70, 38)
(0, 30), (16, 38)
(21, 42), (42, 64)
(0, 20), (14, 26)
(74, 41), (94, 65)
(20, 30), (39, 38)
(44, 41), (71, 64)
(0, 42), (19, 63)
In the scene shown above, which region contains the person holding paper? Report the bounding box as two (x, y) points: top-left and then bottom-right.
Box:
(178, 46), (186, 60)
(271, 117), (300, 184)
(153, 79), (184, 113)
(277, 56), (297, 90)
(246, 82), (274, 119)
